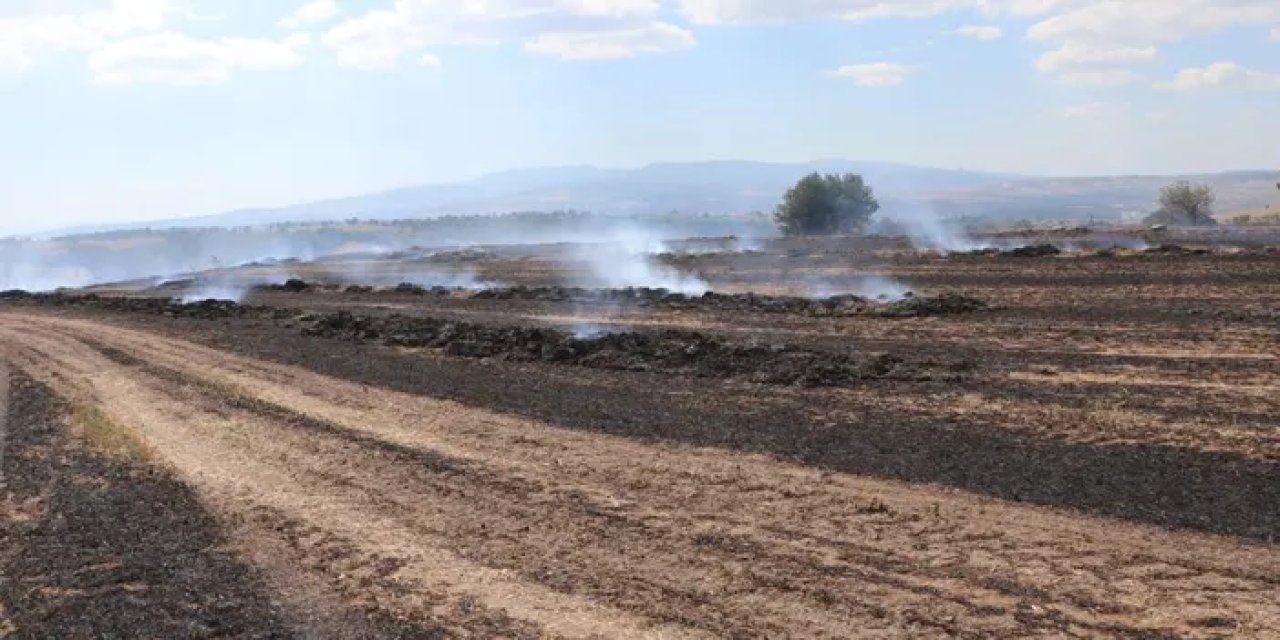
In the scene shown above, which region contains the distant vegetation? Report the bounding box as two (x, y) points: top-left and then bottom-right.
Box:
(1219, 208), (1280, 226)
(775, 173), (880, 236)
(1144, 181), (1218, 226)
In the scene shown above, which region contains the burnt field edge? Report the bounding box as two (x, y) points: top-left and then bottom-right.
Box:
(0, 357), (539, 638)
(0, 294), (978, 388)
(49, 309), (1280, 542)
(0, 369), (295, 638)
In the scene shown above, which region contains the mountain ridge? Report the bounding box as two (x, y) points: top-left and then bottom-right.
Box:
(19, 161), (1279, 239)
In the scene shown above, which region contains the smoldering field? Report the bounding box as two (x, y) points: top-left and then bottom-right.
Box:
(0, 207), (1143, 299)
(71, 230), (1280, 471)
(1, 222), (1278, 638)
(0, 211), (774, 294)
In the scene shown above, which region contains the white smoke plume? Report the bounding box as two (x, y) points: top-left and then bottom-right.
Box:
(180, 284), (252, 304)
(808, 275), (914, 302)
(317, 253), (497, 290)
(0, 213), (766, 294)
(177, 270), (293, 304)
(572, 226), (709, 294)
(854, 275), (913, 301)
(875, 199), (984, 251)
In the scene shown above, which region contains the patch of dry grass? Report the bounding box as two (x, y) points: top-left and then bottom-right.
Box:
(946, 389), (1277, 459)
(69, 405), (155, 462)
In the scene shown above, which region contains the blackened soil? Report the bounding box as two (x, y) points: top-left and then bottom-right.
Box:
(0, 294), (975, 388)
(0, 373), (292, 639)
(0, 372), (458, 640)
(300, 311), (969, 387)
(466, 286), (987, 318)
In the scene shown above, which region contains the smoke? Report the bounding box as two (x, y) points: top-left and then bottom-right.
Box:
(553, 225), (719, 337)
(572, 226), (709, 294)
(177, 270), (292, 303)
(659, 235), (764, 256)
(808, 275), (914, 302)
(0, 239), (86, 291)
(0, 212), (766, 293)
(317, 253), (497, 290)
(570, 322), (619, 339)
(875, 199), (983, 251)
(0, 232), (316, 294)
(0, 264), (94, 293)
(854, 275), (913, 301)
(179, 283), (251, 304)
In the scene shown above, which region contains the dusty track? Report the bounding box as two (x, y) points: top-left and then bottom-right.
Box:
(1, 312), (1277, 638)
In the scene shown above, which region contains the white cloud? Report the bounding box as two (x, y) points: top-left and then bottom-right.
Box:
(1027, 1), (1280, 46)
(567, 0), (662, 18)
(679, 0), (956, 25)
(323, 0), (671, 69)
(955, 25), (1003, 40)
(279, 0), (339, 30)
(1016, 2), (1280, 88)
(285, 32), (312, 48)
(0, 0), (169, 74)
(1054, 68), (1137, 87)
(1060, 101), (1127, 118)
(830, 62), (912, 87)
(90, 32), (306, 85)
(1036, 42), (1157, 72)
(418, 52), (442, 67)
(1033, 40), (1157, 86)
(525, 22), (694, 59)
(676, 0), (1069, 25)
(1155, 61), (1280, 92)
(678, 1), (1280, 90)
(322, 7), (416, 70)
(6, 0), (1280, 89)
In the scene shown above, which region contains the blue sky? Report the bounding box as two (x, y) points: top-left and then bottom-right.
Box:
(2, 0), (1279, 234)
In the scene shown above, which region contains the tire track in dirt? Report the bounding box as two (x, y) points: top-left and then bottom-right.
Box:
(0, 323), (677, 638)
(1, 313), (1278, 638)
(7, 314), (1280, 634)
(102, 307), (1280, 539)
(2, 322), (917, 637)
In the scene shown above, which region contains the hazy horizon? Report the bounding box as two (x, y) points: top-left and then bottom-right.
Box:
(4, 158), (1279, 238)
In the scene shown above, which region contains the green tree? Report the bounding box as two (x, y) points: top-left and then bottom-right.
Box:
(774, 173), (880, 236)
(1144, 181), (1217, 226)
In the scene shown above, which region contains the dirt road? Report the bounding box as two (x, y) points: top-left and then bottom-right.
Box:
(1, 312), (1277, 638)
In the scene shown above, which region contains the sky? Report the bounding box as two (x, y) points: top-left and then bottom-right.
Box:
(1, 0), (1279, 235)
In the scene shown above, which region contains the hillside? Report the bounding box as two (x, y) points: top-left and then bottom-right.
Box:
(25, 162), (1280, 238)
(32, 161), (1021, 236)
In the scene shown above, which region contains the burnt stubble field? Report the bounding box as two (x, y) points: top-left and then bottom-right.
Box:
(2, 230), (1278, 638)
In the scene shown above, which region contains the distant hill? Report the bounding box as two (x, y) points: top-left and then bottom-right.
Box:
(36, 161), (1024, 236)
(28, 162), (1280, 237)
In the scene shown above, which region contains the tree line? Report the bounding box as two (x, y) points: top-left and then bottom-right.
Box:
(771, 173), (1228, 236)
